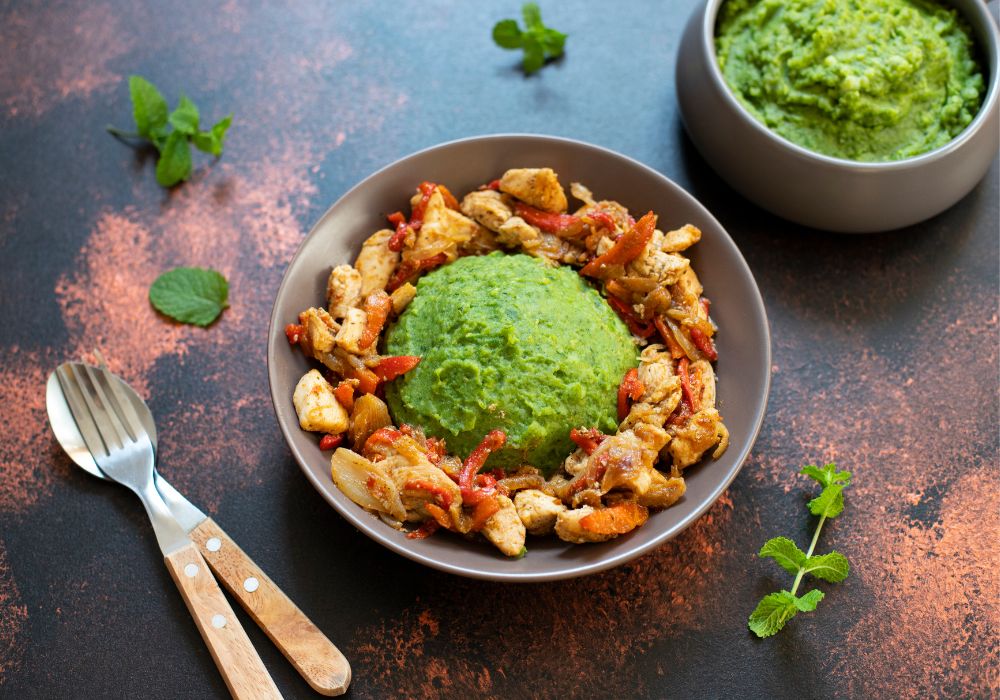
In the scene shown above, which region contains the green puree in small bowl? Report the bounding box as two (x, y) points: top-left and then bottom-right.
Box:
(715, 0), (985, 161)
(384, 253), (637, 475)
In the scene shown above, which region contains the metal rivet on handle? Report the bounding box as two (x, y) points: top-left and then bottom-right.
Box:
(206, 538), (221, 552)
(243, 577), (259, 593)
(211, 614), (226, 629)
(184, 563), (199, 578)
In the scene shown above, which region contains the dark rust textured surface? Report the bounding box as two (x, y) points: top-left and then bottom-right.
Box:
(0, 1), (997, 698)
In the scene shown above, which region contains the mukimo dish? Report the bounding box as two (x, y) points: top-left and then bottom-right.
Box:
(285, 167), (729, 557)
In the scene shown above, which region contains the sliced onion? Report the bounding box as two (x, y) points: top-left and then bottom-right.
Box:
(330, 448), (406, 521)
(663, 316), (699, 361)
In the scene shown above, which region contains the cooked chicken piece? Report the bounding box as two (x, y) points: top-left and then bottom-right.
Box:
(292, 369), (349, 434)
(460, 224), (503, 256)
(406, 190), (480, 262)
(555, 502), (649, 543)
(389, 282), (417, 314)
(499, 167), (568, 213)
(298, 307), (338, 360)
(636, 470), (686, 508)
(392, 462), (463, 523)
(561, 448), (589, 476)
(690, 359), (716, 410)
(481, 495), (526, 556)
(335, 307), (368, 354)
(626, 229), (690, 286)
(637, 345), (682, 404)
(497, 215), (542, 250)
(460, 190), (513, 232)
(661, 224), (702, 252)
(667, 408), (724, 469)
(534, 232), (588, 265)
(514, 489), (567, 535)
(326, 264), (362, 318)
(598, 424), (669, 497)
(670, 266), (703, 310)
(355, 229), (399, 295)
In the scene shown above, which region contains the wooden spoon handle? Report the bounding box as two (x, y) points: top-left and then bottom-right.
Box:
(163, 542), (282, 700)
(190, 518), (351, 697)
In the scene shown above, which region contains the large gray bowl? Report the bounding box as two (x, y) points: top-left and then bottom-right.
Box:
(267, 135), (770, 581)
(677, 0), (1000, 233)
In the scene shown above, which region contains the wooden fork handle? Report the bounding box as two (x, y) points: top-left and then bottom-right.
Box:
(164, 542), (282, 700)
(190, 518), (351, 697)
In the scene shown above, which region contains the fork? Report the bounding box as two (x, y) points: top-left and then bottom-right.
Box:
(55, 362), (282, 700)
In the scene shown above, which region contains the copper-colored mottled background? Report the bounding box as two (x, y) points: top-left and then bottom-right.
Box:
(1, 1), (997, 697)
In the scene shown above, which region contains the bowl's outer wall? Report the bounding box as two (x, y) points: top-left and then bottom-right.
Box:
(267, 135), (771, 582)
(677, 0), (1000, 233)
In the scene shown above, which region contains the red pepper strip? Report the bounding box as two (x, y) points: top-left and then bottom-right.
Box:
(410, 181), (438, 229)
(373, 355), (421, 381)
(579, 211), (657, 277)
(569, 427), (608, 456)
(387, 211), (409, 252)
(585, 210), (618, 234)
(458, 430), (507, 505)
(386, 253), (449, 292)
(677, 357), (698, 412)
(344, 363), (379, 394)
(364, 427), (403, 452)
(359, 290), (393, 350)
(318, 434), (343, 450)
(284, 323), (304, 345)
(607, 297), (656, 338)
(404, 479), (454, 509)
(406, 519), (440, 539)
(690, 327), (718, 361)
(425, 437), (446, 464)
(424, 502), (452, 528)
(469, 497), (501, 531)
(437, 184), (460, 210)
(617, 368), (645, 422)
(333, 381), (355, 412)
(654, 316), (686, 359)
(668, 399), (692, 426)
(479, 179), (501, 191)
(513, 201), (584, 237)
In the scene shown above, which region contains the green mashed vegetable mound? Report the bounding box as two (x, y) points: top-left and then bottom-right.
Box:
(384, 253), (637, 475)
(715, 0), (985, 161)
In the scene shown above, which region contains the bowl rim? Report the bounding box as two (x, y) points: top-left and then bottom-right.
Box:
(267, 133), (771, 582)
(699, 0), (1000, 170)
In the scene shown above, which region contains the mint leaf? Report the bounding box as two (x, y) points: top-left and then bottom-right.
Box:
(492, 3), (566, 75)
(155, 131), (192, 187)
(803, 551), (850, 582)
(794, 589), (825, 612)
(191, 114), (232, 157)
(492, 19), (523, 49)
(149, 267), (229, 327)
(521, 34), (545, 74)
(129, 75), (169, 139)
(808, 483), (845, 518)
(540, 27), (566, 56)
(168, 95), (200, 135)
(748, 591), (798, 638)
(759, 536), (807, 576)
(522, 2), (543, 30)
(800, 463), (851, 488)
(110, 77), (232, 188)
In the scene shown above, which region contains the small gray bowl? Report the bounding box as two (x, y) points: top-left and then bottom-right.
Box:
(676, 0), (1000, 233)
(267, 134), (771, 582)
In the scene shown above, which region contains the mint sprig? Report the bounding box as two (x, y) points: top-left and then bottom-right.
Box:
(748, 463), (851, 638)
(107, 76), (232, 187)
(492, 3), (567, 75)
(149, 267), (229, 327)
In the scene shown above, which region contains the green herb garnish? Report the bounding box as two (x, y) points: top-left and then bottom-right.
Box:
(107, 76), (232, 187)
(748, 463), (851, 638)
(149, 267), (229, 327)
(492, 3), (566, 74)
